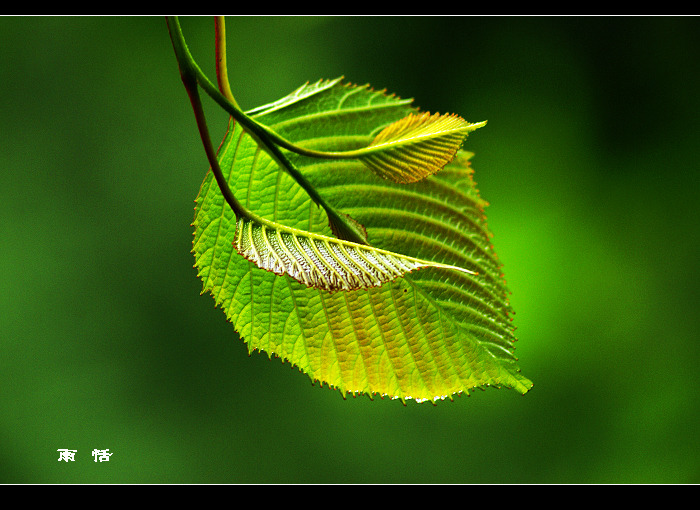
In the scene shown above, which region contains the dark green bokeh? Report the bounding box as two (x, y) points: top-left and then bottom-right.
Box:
(1, 16), (698, 483)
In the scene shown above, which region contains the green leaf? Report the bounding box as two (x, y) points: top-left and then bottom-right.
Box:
(192, 78), (532, 402)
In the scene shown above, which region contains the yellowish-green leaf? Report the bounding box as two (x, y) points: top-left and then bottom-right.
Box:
(193, 79), (532, 402)
(357, 112), (486, 183)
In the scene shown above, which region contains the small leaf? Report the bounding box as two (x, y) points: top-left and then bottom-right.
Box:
(233, 214), (476, 292)
(358, 112), (486, 183)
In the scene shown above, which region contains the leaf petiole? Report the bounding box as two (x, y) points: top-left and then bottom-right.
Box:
(214, 16), (238, 109)
(166, 16), (368, 245)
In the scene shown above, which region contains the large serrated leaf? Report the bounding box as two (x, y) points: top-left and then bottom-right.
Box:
(192, 79), (532, 402)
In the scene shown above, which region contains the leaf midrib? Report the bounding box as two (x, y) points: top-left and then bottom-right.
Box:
(258, 100), (415, 136)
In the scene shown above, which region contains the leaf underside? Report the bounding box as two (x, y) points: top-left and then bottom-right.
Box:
(234, 214), (476, 292)
(192, 78), (532, 403)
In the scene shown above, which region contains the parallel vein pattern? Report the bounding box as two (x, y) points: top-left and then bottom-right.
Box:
(234, 215), (476, 292)
(192, 78), (532, 402)
(360, 112), (486, 183)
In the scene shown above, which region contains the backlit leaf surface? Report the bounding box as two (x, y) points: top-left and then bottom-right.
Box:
(359, 112), (486, 183)
(192, 78), (532, 402)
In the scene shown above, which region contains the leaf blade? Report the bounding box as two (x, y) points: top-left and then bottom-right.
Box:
(233, 214), (476, 292)
(357, 112), (486, 183)
(192, 79), (532, 401)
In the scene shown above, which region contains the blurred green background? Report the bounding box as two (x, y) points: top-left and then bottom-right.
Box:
(1, 16), (698, 483)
